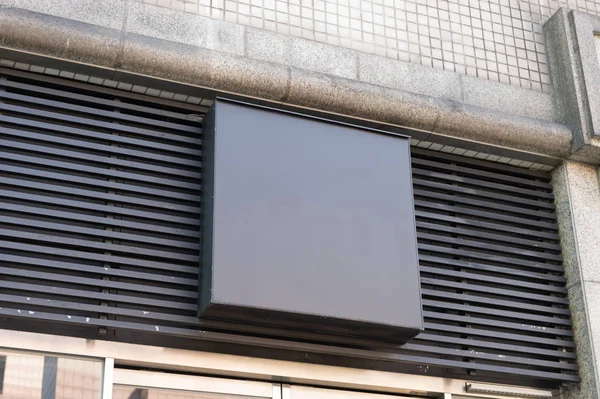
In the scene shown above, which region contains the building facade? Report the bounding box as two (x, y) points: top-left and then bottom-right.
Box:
(1, 0), (600, 398)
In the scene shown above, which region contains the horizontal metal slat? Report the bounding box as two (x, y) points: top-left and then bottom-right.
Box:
(0, 267), (197, 299)
(0, 77), (200, 122)
(401, 342), (576, 370)
(423, 311), (572, 337)
(422, 299), (571, 327)
(3, 151), (201, 191)
(413, 178), (555, 210)
(423, 322), (575, 348)
(0, 241), (198, 274)
(418, 232), (562, 262)
(1, 121), (202, 167)
(1, 176), (200, 214)
(419, 266), (566, 295)
(420, 289), (570, 316)
(411, 156), (553, 189)
(0, 230), (199, 263)
(418, 244), (564, 273)
(418, 254), (566, 283)
(0, 293), (200, 326)
(0, 190), (200, 226)
(420, 278), (568, 305)
(416, 221), (561, 252)
(3, 136), (202, 180)
(0, 90), (200, 134)
(412, 167), (555, 200)
(0, 67), (206, 113)
(1, 202), (199, 239)
(410, 147), (552, 179)
(4, 254), (198, 287)
(0, 114), (202, 157)
(415, 200), (559, 231)
(416, 211), (559, 241)
(0, 103), (201, 147)
(3, 216), (199, 251)
(0, 281), (197, 311)
(413, 188), (556, 221)
(0, 202), (200, 238)
(415, 334), (576, 359)
(1, 164), (201, 202)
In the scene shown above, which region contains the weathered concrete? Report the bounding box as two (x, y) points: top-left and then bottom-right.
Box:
(0, 0), (574, 161)
(553, 162), (600, 399)
(545, 9), (600, 163)
(127, 1), (246, 56)
(460, 74), (556, 122)
(0, 7), (122, 68)
(0, 0), (126, 29)
(356, 53), (462, 103)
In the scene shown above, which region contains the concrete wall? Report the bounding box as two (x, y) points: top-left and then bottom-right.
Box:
(553, 162), (600, 399)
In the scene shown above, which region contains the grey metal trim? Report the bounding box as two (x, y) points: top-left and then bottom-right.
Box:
(41, 356), (57, 399)
(0, 5), (574, 163)
(0, 355), (4, 394)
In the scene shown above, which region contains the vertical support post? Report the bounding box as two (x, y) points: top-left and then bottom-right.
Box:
(101, 358), (114, 399)
(0, 355), (5, 394)
(41, 356), (57, 399)
(272, 384), (282, 399)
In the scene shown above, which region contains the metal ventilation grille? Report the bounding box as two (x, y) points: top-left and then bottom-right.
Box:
(0, 68), (577, 387)
(0, 67), (203, 337)
(407, 147), (575, 384)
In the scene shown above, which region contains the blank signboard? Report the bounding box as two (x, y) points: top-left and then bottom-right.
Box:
(199, 99), (422, 344)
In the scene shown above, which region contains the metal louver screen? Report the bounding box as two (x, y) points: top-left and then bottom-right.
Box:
(0, 67), (203, 338)
(0, 67), (577, 387)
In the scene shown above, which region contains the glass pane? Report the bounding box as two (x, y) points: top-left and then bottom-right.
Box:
(114, 386), (269, 399)
(0, 350), (102, 399)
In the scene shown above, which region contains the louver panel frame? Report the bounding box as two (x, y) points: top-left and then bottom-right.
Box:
(0, 66), (578, 387)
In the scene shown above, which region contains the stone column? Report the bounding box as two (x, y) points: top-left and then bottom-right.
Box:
(553, 161), (600, 398)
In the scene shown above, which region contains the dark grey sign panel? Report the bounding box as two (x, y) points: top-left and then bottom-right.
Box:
(199, 99), (423, 344)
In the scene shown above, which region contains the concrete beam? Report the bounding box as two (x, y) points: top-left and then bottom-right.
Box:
(0, 0), (574, 161)
(545, 8), (600, 163)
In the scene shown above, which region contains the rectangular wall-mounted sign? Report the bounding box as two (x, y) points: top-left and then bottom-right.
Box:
(199, 99), (423, 345)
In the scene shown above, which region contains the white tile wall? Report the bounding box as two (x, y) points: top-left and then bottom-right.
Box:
(135, 0), (600, 93)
